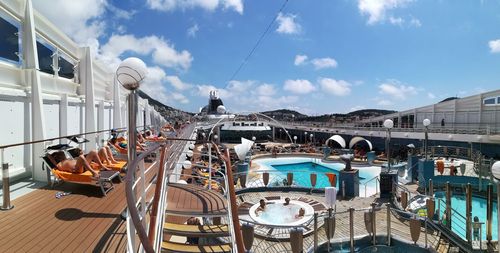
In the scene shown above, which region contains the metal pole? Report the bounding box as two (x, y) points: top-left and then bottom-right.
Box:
(127, 90), (138, 163)
(313, 212), (318, 252)
(424, 126), (428, 160)
(208, 143), (212, 190)
(429, 179), (433, 196)
(445, 182), (451, 229)
(466, 183), (472, 242)
(425, 217), (428, 248)
(497, 181), (500, 253)
(1, 149), (13, 210)
(349, 207), (354, 253)
(387, 204), (391, 246)
(487, 183), (493, 242)
(371, 202), (376, 245)
(386, 128), (391, 172)
(328, 208), (332, 252)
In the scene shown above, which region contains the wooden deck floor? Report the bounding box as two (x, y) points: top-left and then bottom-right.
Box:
(0, 161), (157, 253)
(166, 183), (228, 217)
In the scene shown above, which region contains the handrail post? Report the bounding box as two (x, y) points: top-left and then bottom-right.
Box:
(349, 207), (354, 253)
(371, 202), (376, 245)
(1, 149), (14, 211)
(313, 212), (318, 252)
(386, 204), (391, 246)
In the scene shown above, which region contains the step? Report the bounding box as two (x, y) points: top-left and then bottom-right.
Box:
(163, 222), (229, 237)
(161, 241), (232, 253)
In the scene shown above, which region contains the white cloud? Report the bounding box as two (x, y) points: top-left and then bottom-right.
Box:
(319, 78), (351, 96)
(100, 34), (193, 71)
(283, 79), (316, 94)
(166, 76), (192, 90)
(276, 12), (301, 35)
(389, 16), (404, 26)
(357, 0), (413, 25)
(146, 0), (243, 14)
(377, 99), (393, 106)
(311, 57), (338, 69)
(427, 92), (436, 99)
(409, 17), (422, 27)
(294, 54), (308, 66)
(256, 83), (277, 96)
(489, 39), (500, 53)
(187, 24), (199, 37)
(378, 81), (417, 100)
(171, 92), (189, 104)
(294, 55), (338, 70)
(195, 80), (300, 112)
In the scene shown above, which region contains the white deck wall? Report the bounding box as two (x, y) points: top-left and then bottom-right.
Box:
(0, 0), (166, 182)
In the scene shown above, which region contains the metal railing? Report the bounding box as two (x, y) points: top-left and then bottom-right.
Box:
(362, 175), (380, 198)
(0, 125), (154, 211)
(124, 124), (196, 252)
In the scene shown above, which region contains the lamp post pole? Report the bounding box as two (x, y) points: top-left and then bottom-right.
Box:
(423, 119), (431, 160)
(491, 161), (500, 253)
(304, 132), (308, 144)
(384, 119), (394, 172)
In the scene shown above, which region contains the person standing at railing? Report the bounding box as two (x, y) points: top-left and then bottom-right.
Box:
(473, 216), (481, 241)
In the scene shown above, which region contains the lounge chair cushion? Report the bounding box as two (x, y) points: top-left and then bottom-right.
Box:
(52, 169), (93, 183)
(90, 161), (127, 171)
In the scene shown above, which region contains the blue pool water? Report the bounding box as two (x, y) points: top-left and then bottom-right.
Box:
(254, 157), (381, 195)
(434, 192), (497, 241)
(271, 162), (344, 188)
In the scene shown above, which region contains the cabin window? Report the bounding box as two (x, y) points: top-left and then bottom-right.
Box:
(0, 16), (19, 63)
(37, 41), (54, 75)
(483, 97), (496, 105)
(58, 54), (75, 79)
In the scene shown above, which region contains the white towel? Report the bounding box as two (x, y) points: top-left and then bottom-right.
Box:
(325, 187), (337, 208)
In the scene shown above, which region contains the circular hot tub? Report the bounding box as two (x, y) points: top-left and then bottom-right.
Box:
(249, 200), (314, 226)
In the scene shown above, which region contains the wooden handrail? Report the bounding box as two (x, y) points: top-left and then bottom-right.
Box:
(148, 144), (168, 244)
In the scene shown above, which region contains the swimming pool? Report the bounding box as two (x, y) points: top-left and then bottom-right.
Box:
(253, 157), (381, 196)
(434, 192), (497, 241)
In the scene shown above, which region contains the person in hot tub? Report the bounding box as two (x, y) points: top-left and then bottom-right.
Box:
(255, 199), (266, 216)
(296, 208), (305, 218)
(283, 197), (290, 206)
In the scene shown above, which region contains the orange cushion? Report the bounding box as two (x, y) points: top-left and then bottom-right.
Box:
(90, 161), (126, 171)
(52, 169), (93, 183)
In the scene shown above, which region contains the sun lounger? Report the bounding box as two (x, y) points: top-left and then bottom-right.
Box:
(42, 155), (121, 196)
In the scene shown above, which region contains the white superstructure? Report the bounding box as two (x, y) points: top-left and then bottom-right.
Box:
(0, 0), (167, 182)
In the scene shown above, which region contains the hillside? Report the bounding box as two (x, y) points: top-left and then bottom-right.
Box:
(261, 108), (396, 123)
(138, 90), (193, 122)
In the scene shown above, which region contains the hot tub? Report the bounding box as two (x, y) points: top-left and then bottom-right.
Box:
(249, 200), (314, 226)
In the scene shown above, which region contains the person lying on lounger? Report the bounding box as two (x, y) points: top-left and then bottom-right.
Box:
(98, 145), (122, 165)
(48, 149), (110, 177)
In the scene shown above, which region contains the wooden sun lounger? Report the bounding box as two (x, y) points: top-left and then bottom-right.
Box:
(163, 222), (229, 237)
(42, 155), (121, 196)
(161, 241), (231, 253)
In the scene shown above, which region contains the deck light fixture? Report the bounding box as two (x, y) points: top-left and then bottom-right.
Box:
(116, 57), (147, 165)
(182, 160), (192, 169)
(293, 136), (297, 144)
(384, 119), (393, 172)
(423, 119), (430, 160)
(492, 161), (500, 253)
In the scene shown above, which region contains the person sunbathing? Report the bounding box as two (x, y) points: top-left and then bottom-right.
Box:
(98, 146), (121, 165)
(49, 149), (109, 177)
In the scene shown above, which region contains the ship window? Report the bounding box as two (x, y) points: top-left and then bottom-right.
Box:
(58, 54), (74, 79)
(483, 97), (496, 105)
(37, 41), (54, 75)
(0, 16), (19, 62)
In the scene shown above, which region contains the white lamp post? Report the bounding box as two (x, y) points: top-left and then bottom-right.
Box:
(116, 57), (147, 164)
(310, 133), (314, 144)
(423, 119), (431, 160)
(182, 160), (192, 169)
(252, 136), (256, 141)
(491, 161), (500, 253)
(304, 132), (308, 144)
(384, 119), (394, 172)
(293, 136), (297, 144)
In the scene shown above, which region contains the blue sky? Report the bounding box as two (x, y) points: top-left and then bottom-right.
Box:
(34, 0), (500, 114)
